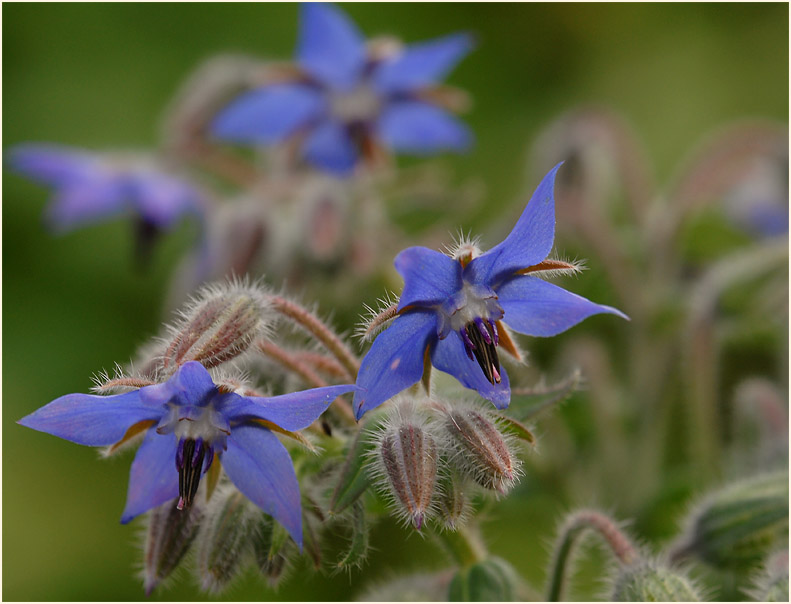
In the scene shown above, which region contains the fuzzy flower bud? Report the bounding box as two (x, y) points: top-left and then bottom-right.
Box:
(439, 404), (518, 494)
(142, 498), (205, 596)
(370, 404), (439, 530)
(670, 470), (788, 572)
(609, 560), (704, 601)
(195, 486), (257, 592)
(163, 281), (272, 371)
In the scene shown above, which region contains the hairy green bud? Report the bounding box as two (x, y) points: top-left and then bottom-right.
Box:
(610, 560), (704, 601)
(671, 471), (788, 572)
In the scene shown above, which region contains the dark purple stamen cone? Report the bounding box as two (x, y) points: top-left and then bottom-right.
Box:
(462, 320), (501, 384)
(378, 422), (438, 530)
(177, 438), (206, 510)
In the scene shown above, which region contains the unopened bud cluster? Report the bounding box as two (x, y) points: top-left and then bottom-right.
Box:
(368, 399), (521, 531)
(144, 483), (301, 594)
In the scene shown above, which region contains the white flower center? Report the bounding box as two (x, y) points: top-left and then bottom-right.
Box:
(445, 282), (501, 334)
(167, 403), (228, 445)
(329, 84), (382, 123)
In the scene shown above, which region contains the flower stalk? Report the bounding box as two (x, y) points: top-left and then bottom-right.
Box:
(546, 510), (638, 601)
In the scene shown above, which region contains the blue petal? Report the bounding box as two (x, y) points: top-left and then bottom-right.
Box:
(353, 311), (437, 420)
(497, 275), (629, 337)
(127, 171), (203, 229)
(139, 361), (218, 409)
(18, 390), (164, 446)
(221, 425), (303, 547)
(430, 331), (511, 409)
(297, 3), (366, 90)
(302, 120), (358, 174)
(394, 246), (462, 311)
(44, 179), (128, 232)
(8, 144), (98, 185)
(223, 384), (357, 431)
(464, 163), (563, 288)
(211, 84), (325, 143)
(121, 430), (179, 523)
(378, 101), (472, 153)
(372, 32), (473, 94)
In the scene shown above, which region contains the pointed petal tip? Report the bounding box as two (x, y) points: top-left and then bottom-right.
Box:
(119, 512), (135, 525)
(607, 306), (630, 321)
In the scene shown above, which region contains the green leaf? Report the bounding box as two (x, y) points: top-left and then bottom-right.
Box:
(329, 412), (387, 514)
(494, 414), (536, 445)
(507, 368), (581, 421)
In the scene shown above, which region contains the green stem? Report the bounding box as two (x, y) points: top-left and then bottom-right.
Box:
(546, 510), (638, 601)
(435, 525), (486, 569)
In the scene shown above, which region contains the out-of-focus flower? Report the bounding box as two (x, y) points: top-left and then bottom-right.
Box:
(723, 156), (789, 238)
(9, 144), (206, 235)
(353, 164), (627, 419)
(19, 360), (355, 547)
(211, 3), (473, 175)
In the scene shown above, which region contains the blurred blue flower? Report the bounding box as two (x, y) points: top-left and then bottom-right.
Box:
(723, 158), (789, 239)
(9, 143), (206, 235)
(19, 360), (355, 547)
(353, 164), (628, 419)
(212, 2), (473, 175)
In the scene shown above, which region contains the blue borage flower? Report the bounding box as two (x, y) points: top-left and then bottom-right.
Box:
(19, 361), (356, 547)
(211, 2), (473, 175)
(9, 144), (205, 235)
(353, 164), (628, 419)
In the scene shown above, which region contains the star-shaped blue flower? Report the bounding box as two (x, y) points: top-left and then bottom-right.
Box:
(353, 164), (629, 419)
(9, 144), (205, 235)
(19, 361), (356, 547)
(211, 2), (473, 175)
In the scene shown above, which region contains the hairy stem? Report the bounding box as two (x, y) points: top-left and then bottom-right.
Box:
(547, 510), (638, 601)
(435, 525), (487, 569)
(268, 295), (360, 382)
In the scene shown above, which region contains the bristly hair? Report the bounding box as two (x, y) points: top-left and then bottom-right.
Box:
(91, 363), (155, 394)
(528, 253), (587, 280)
(443, 228), (482, 262)
(355, 290), (400, 343)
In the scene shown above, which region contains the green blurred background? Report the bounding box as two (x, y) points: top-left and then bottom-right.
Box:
(3, 3), (788, 600)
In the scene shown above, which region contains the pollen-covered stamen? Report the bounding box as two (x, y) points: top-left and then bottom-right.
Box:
(462, 320), (501, 385)
(177, 438), (207, 510)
